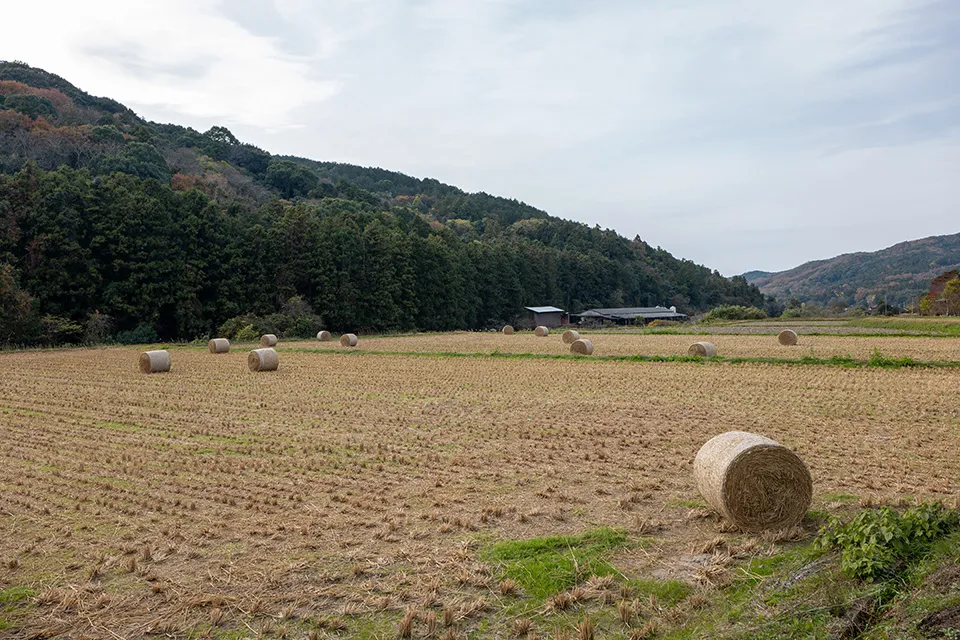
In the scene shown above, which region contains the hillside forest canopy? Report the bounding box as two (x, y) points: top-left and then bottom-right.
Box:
(0, 61), (772, 345)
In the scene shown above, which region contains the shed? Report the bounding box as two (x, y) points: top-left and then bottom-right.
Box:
(523, 306), (568, 328)
(572, 306), (688, 325)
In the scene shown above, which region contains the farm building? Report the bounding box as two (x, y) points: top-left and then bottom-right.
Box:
(572, 306), (688, 326)
(523, 306), (568, 328)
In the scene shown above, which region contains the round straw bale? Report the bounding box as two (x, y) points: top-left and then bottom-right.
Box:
(693, 431), (812, 532)
(688, 341), (718, 357)
(317, 330), (332, 342)
(562, 329), (580, 344)
(340, 333), (359, 347)
(534, 326), (549, 337)
(502, 325), (515, 335)
(570, 338), (594, 355)
(208, 338), (230, 354)
(260, 334), (278, 347)
(248, 348), (279, 372)
(778, 329), (799, 346)
(139, 350), (171, 374)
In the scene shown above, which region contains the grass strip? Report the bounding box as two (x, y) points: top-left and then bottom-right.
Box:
(282, 348), (960, 369)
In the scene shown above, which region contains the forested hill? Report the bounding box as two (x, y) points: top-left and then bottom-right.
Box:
(743, 233), (960, 308)
(0, 61), (767, 344)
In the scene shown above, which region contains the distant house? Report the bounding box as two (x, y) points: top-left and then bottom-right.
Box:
(523, 306), (568, 328)
(572, 306), (688, 325)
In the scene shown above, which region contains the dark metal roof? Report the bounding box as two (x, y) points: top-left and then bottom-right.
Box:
(573, 306), (687, 320)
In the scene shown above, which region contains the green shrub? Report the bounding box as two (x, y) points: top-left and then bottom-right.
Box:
(38, 314), (83, 344)
(868, 348), (918, 368)
(701, 305), (767, 322)
(217, 297), (323, 341)
(114, 323), (159, 345)
(83, 310), (113, 343)
(647, 319), (682, 328)
(217, 315), (257, 340)
(2, 93), (56, 118)
(90, 125), (125, 144)
(816, 502), (960, 581)
(234, 324), (259, 343)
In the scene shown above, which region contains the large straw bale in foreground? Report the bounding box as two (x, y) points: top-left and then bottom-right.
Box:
(693, 431), (812, 532)
(688, 341), (718, 357)
(778, 330), (799, 346)
(570, 338), (593, 355)
(248, 348), (279, 372)
(562, 330), (580, 344)
(317, 331), (332, 342)
(208, 338), (230, 354)
(534, 326), (549, 337)
(260, 334), (278, 347)
(502, 325), (515, 335)
(139, 350), (171, 374)
(340, 333), (359, 347)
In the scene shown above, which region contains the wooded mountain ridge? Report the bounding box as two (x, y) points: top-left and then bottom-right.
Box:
(0, 61), (768, 344)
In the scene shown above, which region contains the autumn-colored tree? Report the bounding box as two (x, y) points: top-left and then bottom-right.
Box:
(921, 269), (960, 315)
(0, 263), (34, 343)
(944, 278), (960, 316)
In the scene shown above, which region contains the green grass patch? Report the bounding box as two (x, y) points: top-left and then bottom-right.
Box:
(0, 406), (45, 417)
(95, 420), (142, 432)
(868, 348), (921, 368)
(822, 492), (860, 503)
(0, 587), (36, 606)
(0, 586), (37, 631)
(627, 578), (693, 607)
(483, 527), (630, 599)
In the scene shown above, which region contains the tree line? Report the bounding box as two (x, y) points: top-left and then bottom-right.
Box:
(0, 162), (769, 345)
(0, 61), (770, 345)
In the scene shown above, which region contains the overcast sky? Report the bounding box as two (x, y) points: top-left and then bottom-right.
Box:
(2, 0), (958, 274)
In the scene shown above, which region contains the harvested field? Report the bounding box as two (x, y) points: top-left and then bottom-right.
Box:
(1, 346), (959, 638)
(613, 317), (960, 336)
(289, 331), (960, 362)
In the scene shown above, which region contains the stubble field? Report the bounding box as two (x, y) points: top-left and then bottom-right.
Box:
(1, 333), (959, 638)
(289, 331), (960, 363)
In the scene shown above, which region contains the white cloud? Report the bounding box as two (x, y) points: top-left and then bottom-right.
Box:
(0, 0), (338, 128)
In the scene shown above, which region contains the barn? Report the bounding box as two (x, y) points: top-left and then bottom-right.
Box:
(572, 306), (688, 326)
(523, 306), (568, 328)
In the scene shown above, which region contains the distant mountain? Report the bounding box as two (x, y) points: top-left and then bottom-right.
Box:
(743, 233), (960, 307)
(739, 270), (772, 282)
